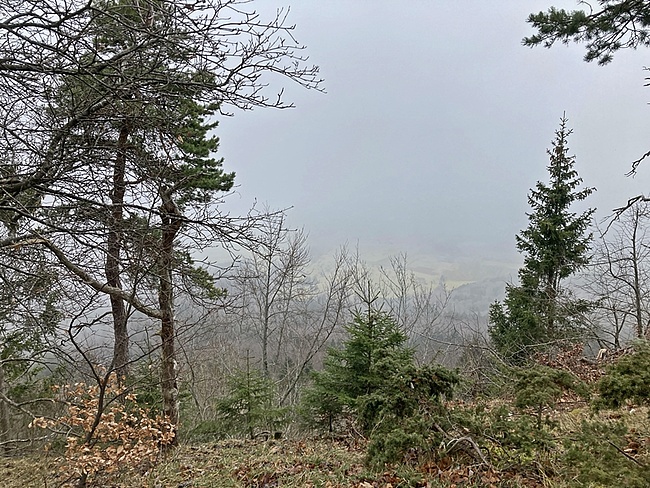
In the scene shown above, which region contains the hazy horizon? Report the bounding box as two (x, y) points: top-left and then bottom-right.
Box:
(214, 1), (650, 279)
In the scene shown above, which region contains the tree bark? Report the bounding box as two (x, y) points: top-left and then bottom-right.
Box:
(158, 188), (182, 444)
(0, 363), (9, 455)
(630, 213), (644, 339)
(106, 124), (130, 381)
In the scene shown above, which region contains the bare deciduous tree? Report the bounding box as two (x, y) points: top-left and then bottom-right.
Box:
(227, 212), (353, 403)
(585, 201), (650, 347)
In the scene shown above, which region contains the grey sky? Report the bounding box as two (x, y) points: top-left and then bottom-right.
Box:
(216, 1), (650, 271)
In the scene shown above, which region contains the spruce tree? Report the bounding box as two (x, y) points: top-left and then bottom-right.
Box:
(302, 309), (414, 433)
(302, 308), (458, 436)
(216, 366), (287, 439)
(489, 117), (595, 362)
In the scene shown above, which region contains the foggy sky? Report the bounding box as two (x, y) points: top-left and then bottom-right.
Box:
(215, 1), (650, 273)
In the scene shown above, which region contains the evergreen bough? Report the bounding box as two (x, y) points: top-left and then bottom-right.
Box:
(596, 340), (650, 410)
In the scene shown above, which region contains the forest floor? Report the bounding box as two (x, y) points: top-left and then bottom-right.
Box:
(2, 405), (649, 487)
(1, 435), (547, 488)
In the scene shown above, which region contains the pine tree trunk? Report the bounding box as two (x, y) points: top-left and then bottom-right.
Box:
(159, 188), (182, 445)
(107, 124), (129, 381)
(0, 364), (9, 455)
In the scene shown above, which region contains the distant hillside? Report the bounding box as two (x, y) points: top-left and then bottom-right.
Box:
(448, 276), (512, 314)
(309, 250), (518, 316)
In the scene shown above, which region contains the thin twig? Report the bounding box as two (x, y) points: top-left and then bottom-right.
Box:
(607, 440), (646, 467)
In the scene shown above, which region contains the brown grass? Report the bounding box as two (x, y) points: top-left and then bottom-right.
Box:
(3, 407), (649, 488)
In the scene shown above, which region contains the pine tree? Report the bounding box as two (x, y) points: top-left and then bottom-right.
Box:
(490, 117), (595, 362)
(0, 0), (321, 446)
(524, 2), (650, 66)
(524, 2), (650, 173)
(45, 1), (236, 434)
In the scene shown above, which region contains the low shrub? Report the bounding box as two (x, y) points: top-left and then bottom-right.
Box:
(30, 373), (174, 487)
